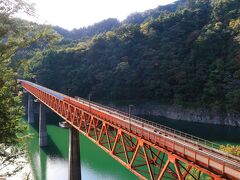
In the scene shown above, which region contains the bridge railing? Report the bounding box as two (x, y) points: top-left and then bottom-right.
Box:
(75, 96), (220, 149)
(75, 97), (240, 162)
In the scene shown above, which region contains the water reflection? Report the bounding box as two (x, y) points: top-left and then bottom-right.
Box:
(46, 157), (67, 180)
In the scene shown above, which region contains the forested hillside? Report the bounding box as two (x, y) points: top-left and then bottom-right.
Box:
(29, 0), (240, 113)
(54, 18), (120, 40)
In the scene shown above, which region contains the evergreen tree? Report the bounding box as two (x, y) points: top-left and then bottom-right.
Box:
(0, 0), (59, 177)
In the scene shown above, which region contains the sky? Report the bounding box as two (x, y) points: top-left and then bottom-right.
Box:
(21, 0), (176, 30)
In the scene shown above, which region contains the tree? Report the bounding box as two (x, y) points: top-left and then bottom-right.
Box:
(219, 144), (240, 157)
(0, 0), (31, 143)
(0, 0), (59, 177)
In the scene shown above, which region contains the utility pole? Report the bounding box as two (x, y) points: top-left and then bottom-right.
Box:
(128, 104), (134, 131)
(67, 88), (71, 96)
(88, 92), (92, 113)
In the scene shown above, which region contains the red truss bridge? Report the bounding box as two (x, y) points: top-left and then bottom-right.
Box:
(19, 80), (240, 180)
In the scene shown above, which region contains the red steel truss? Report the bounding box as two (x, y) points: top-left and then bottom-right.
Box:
(19, 80), (240, 180)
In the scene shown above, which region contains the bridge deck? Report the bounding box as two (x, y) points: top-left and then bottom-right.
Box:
(75, 96), (240, 165)
(75, 97), (240, 170)
(19, 80), (240, 180)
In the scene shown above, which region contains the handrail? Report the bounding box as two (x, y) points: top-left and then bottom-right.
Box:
(75, 96), (219, 147)
(75, 96), (240, 162)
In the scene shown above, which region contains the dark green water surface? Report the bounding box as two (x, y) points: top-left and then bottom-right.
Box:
(143, 115), (240, 145)
(27, 114), (240, 180)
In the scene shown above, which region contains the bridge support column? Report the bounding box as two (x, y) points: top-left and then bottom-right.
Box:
(69, 127), (81, 180)
(28, 94), (34, 124)
(39, 103), (48, 147)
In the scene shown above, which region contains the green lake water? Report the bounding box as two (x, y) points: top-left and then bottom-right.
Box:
(27, 114), (240, 180)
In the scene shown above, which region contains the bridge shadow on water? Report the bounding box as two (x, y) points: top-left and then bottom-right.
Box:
(30, 113), (67, 157)
(25, 112), (69, 180)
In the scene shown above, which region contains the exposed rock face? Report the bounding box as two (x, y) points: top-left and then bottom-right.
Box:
(23, 91), (240, 127)
(105, 102), (240, 127)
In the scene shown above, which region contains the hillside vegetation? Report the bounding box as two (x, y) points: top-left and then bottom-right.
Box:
(27, 0), (240, 113)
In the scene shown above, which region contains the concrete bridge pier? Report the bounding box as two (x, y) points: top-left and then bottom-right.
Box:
(39, 103), (48, 147)
(69, 127), (81, 180)
(28, 94), (34, 124)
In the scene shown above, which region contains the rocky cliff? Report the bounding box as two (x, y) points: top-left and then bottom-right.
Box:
(105, 102), (240, 127)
